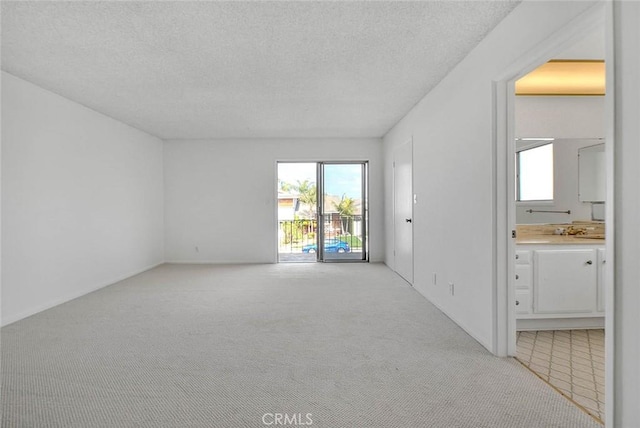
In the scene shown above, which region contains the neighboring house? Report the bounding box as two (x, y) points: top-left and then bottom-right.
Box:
(278, 192), (318, 221)
(278, 192), (363, 237)
(323, 195), (363, 237)
(277, 191), (299, 221)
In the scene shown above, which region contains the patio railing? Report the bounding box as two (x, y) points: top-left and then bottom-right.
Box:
(278, 215), (364, 253)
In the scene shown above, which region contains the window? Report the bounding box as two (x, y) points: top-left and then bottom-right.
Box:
(517, 143), (554, 201)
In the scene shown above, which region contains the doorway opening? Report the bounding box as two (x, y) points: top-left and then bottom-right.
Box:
(277, 161), (368, 263)
(496, 7), (611, 424)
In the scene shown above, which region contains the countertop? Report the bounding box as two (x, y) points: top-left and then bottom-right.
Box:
(516, 222), (605, 245)
(516, 234), (605, 245)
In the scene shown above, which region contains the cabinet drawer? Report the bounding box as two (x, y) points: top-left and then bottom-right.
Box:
(597, 248), (606, 312)
(515, 265), (532, 289)
(515, 289), (532, 315)
(515, 250), (531, 265)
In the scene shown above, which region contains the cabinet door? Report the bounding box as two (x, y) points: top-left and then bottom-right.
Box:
(534, 249), (597, 314)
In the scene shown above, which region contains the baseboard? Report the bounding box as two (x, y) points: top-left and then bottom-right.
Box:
(517, 317), (605, 331)
(409, 281), (494, 354)
(1, 261), (164, 327)
(164, 260), (274, 265)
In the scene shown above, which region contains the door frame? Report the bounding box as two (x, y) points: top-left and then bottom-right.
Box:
(492, 2), (614, 425)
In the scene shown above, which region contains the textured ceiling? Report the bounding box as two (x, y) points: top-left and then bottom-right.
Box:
(1, 1), (520, 139)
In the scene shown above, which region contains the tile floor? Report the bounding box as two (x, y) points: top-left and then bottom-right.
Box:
(516, 329), (605, 424)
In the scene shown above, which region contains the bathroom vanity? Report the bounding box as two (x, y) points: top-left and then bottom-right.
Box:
(515, 224), (605, 331)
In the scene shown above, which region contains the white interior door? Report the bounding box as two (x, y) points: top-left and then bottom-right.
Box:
(394, 141), (413, 283)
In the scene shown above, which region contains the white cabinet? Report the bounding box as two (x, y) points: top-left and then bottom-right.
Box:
(515, 289), (532, 315)
(534, 249), (597, 314)
(515, 265), (532, 288)
(578, 143), (606, 202)
(515, 250), (532, 265)
(515, 244), (605, 327)
(514, 250), (533, 314)
(597, 248), (606, 312)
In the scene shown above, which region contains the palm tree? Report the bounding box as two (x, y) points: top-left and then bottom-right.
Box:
(278, 179), (293, 192)
(294, 180), (317, 218)
(294, 180), (317, 237)
(333, 194), (355, 235)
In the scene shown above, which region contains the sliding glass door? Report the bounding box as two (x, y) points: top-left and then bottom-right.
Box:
(277, 161), (367, 262)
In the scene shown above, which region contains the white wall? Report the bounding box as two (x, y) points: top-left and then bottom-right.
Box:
(613, 1), (640, 425)
(515, 96), (605, 139)
(164, 138), (383, 263)
(383, 1), (600, 350)
(1, 72), (164, 326)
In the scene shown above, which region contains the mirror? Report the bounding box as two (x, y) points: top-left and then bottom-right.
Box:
(579, 143), (605, 202)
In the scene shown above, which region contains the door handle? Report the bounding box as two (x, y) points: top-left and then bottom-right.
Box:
(406, 218), (412, 223)
(586, 260), (593, 265)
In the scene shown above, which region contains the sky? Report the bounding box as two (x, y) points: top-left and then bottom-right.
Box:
(278, 162), (362, 199)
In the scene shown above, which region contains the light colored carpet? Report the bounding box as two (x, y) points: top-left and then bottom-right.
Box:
(2, 263), (602, 427)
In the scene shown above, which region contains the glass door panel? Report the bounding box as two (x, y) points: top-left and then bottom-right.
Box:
(277, 162), (318, 262)
(319, 163), (367, 261)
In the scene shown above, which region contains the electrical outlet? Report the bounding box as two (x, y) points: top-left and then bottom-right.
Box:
(449, 282), (455, 296)
(433, 273), (437, 285)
